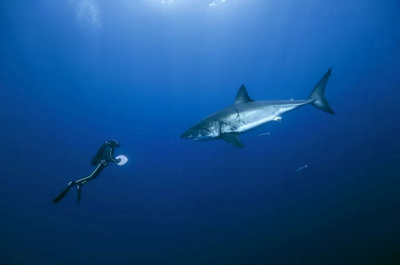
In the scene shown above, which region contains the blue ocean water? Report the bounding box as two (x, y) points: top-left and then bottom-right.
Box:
(1, 0), (400, 264)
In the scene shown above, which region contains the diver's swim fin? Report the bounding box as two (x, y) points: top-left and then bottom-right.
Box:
(52, 181), (76, 203)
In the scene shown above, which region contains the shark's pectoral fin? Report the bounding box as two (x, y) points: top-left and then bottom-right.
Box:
(221, 134), (244, 148)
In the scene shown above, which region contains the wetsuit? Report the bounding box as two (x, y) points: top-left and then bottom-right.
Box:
(52, 139), (121, 204)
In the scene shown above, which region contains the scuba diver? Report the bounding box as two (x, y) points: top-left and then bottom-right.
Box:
(52, 139), (127, 204)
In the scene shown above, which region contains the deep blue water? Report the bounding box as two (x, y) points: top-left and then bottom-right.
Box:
(1, 1), (400, 264)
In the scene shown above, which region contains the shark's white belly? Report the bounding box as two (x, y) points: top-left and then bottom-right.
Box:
(221, 105), (297, 134)
(235, 116), (276, 132)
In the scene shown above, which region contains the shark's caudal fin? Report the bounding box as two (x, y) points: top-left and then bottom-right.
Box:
(308, 68), (335, 114)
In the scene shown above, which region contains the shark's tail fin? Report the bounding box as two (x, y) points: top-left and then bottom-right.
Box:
(308, 68), (335, 114)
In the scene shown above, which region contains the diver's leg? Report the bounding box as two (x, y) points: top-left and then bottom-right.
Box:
(75, 161), (107, 184)
(76, 180), (89, 204)
(52, 181), (76, 203)
(74, 162), (107, 203)
(77, 184), (82, 204)
(53, 161), (107, 204)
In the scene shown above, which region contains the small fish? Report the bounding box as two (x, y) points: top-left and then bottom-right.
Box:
(258, 132), (270, 136)
(296, 164), (307, 172)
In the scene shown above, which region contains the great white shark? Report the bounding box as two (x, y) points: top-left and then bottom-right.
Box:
(181, 68), (334, 148)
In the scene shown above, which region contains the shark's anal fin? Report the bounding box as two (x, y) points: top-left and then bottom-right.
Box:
(221, 134), (244, 148)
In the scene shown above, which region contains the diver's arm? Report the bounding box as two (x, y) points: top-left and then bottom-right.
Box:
(108, 147), (120, 163)
(91, 140), (118, 165)
(91, 142), (108, 166)
(99, 139), (121, 164)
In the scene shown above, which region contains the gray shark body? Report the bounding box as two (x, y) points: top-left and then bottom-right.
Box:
(181, 68), (334, 148)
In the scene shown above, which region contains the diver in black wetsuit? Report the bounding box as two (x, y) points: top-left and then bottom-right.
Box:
(52, 139), (121, 204)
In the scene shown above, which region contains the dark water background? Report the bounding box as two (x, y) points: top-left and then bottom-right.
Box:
(1, 1), (400, 264)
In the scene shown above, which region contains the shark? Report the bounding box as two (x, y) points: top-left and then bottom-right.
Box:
(181, 68), (335, 148)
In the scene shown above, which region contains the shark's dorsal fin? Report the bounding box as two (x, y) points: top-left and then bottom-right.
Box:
(221, 134), (244, 148)
(234, 85), (253, 104)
